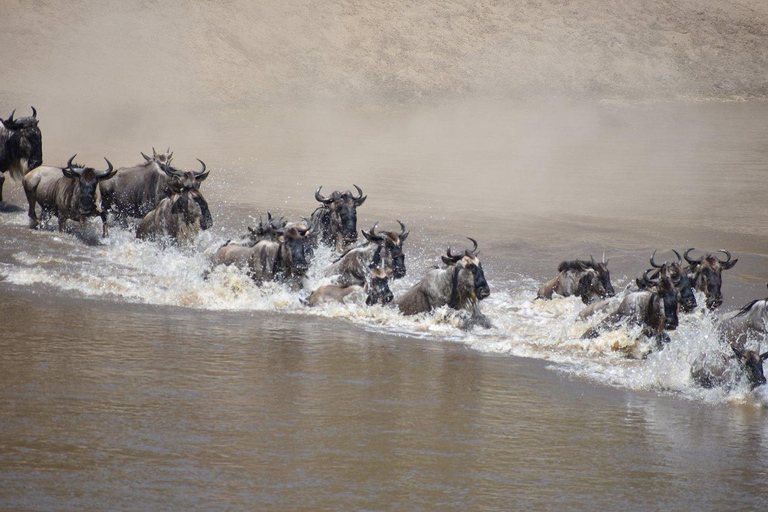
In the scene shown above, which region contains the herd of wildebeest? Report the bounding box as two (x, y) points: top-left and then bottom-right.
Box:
(2, 107), (768, 391)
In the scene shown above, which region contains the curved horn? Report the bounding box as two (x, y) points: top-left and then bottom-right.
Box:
(30, 106), (37, 119)
(196, 158), (207, 175)
(447, 246), (459, 259)
(141, 151), (151, 161)
(66, 154), (79, 169)
(672, 249), (682, 265)
(717, 249), (732, 264)
(650, 250), (663, 269)
(7, 109), (15, 124)
(161, 160), (184, 178)
(397, 219), (407, 237)
(352, 184), (364, 200)
(97, 158), (114, 178)
(590, 255), (596, 267)
(368, 222), (380, 239)
(467, 237), (478, 255)
(152, 147), (157, 156)
(315, 186), (332, 204)
(684, 248), (702, 265)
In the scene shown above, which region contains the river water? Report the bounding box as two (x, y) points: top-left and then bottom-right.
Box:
(1, 100), (768, 509)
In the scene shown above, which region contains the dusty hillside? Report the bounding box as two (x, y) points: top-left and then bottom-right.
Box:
(1, 0), (767, 112)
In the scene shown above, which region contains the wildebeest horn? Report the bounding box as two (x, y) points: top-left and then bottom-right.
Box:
(97, 158), (114, 178)
(30, 106), (37, 119)
(141, 151), (151, 162)
(196, 159), (207, 174)
(672, 249), (682, 265)
(650, 250), (663, 269)
(467, 237), (478, 255)
(315, 186), (333, 204)
(167, 147), (171, 154)
(368, 222), (381, 239)
(684, 248), (702, 265)
(643, 268), (660, 284)
(352, 184), (364, 200)
(397, 219), (408, 237)
(161, 160), (184, 178)
(602, 252), (606, 264)
(152, 147), (157, 156)
(7, 109), (15, 124)
(590, 255), (596, 267)
(447, 246), (459, 259)
(717, 249), (732, 263)
(66, 154), (80, 170)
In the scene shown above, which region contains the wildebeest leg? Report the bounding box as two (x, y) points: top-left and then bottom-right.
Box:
(0, 173), (4, 202)
(24, 185), (39, 229)
(58, 216), (67, 232)
(101, 211), (109, 237)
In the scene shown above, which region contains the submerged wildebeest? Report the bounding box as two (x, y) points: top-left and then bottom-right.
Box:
(23, 155), (117, 236)
(0, 107), (42, 202)
(537, 255), (615, 304)
(716, 286), (768, 352)
(637, 250), (697, 313)
(310, 185), (366, 251)
(582, 264), (679, 346)
(324, 221), (409, 287)
(136, 170), (203, 244)
(691, 345), (768, 390)
(683, 248), (737, 310)
(100, 150), (212, 230)
(397, 238), (491, 328)
(212, 226), (312, 285)
(308, 267), (394, 307)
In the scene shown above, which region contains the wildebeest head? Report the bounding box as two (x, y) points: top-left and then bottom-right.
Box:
(732, 346), (768, 389)
(684, 248), (737, 309)
(140, 146), (173, 166)
(361, 220), (409, 279)
(638, 264), (679, 331)
(644, 250), (697, 312)
(277, 226), (313, 275)
(442, 238), (491, 308)
(366, 267), (394, 306)
(62, 155), (117, 216)
(559, 255), (615, 304)
(315, 185), (366, 247)
(162, 158), (212, 230)
(167, 173), (203, 226)
(590, 254), (615, 299)
(2, 107), (43, 171)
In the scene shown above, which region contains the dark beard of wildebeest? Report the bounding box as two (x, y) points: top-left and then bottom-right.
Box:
(310, 185), (366, 251)
(397, 238), (491, 322)
(0, 107), (42, 202)
(537, 255), (615, 304)
(582, 264), (679, 347)
(684, 248), (737, 310)
(691, 345), (768, 390)
(637, 250), (697, 313)
(23, 155), (117, 237)
(212, 226), (312, 286)
(307, 267), (394, 307)
(99, 149), (212, 230)
(136, 173), (203, 245)
(324, 221), (409, 287)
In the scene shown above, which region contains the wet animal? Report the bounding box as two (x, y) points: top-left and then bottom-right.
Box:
(324, 221), (409, 287)
(136, 169), (203, 244)
(537, 255), (615, 304)
(23, 155), (117, 236)
(637, 250), (697, 312)
(683, 248), (737, 309)
(308, 267), (393, 306)
(582, 265), (679, 345)
(716, 286), (768, 352)
(0, 107), (42, 202)
(397, 238), (491, 327)
(99, 149), (212, 230)
(691, 346), (768, 390)
(310, 185), (366, 251)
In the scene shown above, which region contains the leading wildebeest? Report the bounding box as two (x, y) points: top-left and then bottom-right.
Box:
(324, 221), (409, 287)
(637, 250), (697, 312)
(684, 248), (737, 309)
(691, 346), (768, 390)
(310, 185), (366, 251)
(397, 238), (491, 328)
(308, 267), (394, 307)
(582, 265), (679, 346)
(23, 155), (117, 236)
(99, 150), (212, 230)
(136, 172), (203, 245)
(0, 107), (42, 202)
(212, 226), (312, 285)
(537, 255), (615, 304)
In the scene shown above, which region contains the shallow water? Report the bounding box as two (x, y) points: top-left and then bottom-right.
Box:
(2, 100), (768, 508)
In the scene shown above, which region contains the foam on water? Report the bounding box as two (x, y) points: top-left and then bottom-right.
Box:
(1, 212), (766, 406)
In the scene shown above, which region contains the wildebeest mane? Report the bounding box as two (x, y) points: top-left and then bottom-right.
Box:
(558, 260), (593, 273)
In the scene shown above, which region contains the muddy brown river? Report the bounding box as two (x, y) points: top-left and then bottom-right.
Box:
(1, 100), (768, 509)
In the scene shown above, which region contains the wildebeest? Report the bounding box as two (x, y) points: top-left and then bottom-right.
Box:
(100, 150), (212, 230)
(716, 286), (768, 352)
(582, 265), (679, 346)
(397, 238), (491, 327)
(308, 267), (393, 307)
(310, 185), (366, 251)
(212, 226), (312, 285)
(537, 255), (615, 304)
(136, 171), (203, 244)
(637, 250), (697, 312)
(684, 248), (737, 309)
(691, 346), (768, 390)
(23, 155), (117, 236)
(0, 107), (42, 202)
(324, 221), (409, 287)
